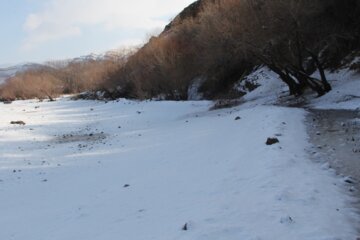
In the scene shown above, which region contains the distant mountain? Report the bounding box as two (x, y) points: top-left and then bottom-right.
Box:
(0, 63), (44, 84)
(0, 47), (135, 85)
(0, 65), (21, 84)
(72, 49), (136, 63)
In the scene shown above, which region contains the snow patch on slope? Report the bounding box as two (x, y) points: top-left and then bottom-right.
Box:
(237, 67), (360, 110)
(309, 70), (360, 110)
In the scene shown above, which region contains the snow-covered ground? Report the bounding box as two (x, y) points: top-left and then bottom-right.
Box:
(0, 95), (359, 239)
(309, 69), (360, 110)
(238, 67), (360, 110)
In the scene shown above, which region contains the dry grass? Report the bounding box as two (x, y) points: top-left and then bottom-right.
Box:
(0, 52), (128, 101)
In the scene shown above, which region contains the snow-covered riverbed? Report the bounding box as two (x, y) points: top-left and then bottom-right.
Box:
(0, 98), (358, 240)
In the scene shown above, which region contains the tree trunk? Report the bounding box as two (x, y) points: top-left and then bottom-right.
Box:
(289, 68), (326, 97)
(267, 64), (302, 96)
(306, 49), (332, 92)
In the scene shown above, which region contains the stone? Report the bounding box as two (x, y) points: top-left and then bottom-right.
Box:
(10, 121), (26, 125)
(266, 137), (279, 145)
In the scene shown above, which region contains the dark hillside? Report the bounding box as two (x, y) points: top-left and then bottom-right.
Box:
(163, 0), (210, 33)
(103, 0), (360, 100)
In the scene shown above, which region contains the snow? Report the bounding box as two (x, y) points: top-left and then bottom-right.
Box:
(0, 97), (359, 239)
(187, 77), (205, 100)
(309, 70), (360, 110)
(237, 67), (360, 110)
(242, 67), (287, 106)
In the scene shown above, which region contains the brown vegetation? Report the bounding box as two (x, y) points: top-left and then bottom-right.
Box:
(1, 0), (359, 101)
(105, 0), (360, 100)
(0, 51), (130, 101)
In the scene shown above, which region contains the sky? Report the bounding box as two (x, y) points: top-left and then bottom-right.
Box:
(0, 0), (195, 65)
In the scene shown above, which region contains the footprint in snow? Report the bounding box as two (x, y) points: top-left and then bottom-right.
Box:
(280, 216), (294, 224)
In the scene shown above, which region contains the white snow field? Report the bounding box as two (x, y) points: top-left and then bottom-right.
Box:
(309, 69), (360, 110)
(0, 97), (359, 240)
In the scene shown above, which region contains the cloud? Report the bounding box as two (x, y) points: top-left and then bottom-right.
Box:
(22, 0), (194, 50)
(24, 14), (42, 31)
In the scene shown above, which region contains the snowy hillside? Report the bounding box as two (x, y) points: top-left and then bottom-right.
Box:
(0, 95), (359, 239)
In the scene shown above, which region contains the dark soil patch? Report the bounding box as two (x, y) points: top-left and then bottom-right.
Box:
(55, 132), (107, 144)
(306, 108), (360, 203)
